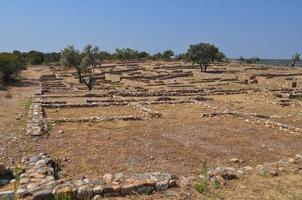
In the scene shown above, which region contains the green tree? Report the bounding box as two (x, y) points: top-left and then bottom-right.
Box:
(137, 51), (149, 59)
(97, 51), (112, 61)
(25, 50), (44, 65)
(0, 53), (26, 84)
(60, 45), (99, 91)
(239, 56), (245, 63)
(114, 48), (139, 60)
(292, 53), (301, 67)
(152, 52), (163, 60)
(187, 43), (225, 72)
(44, 52), (61, 64)
(162, 50), (174, 61)
(176, 53), (189, 61)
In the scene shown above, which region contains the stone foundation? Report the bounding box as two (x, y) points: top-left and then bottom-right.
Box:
(17, 155), (177, 200)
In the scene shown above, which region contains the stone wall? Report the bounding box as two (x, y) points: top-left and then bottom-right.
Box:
(17, 155), (176, 200)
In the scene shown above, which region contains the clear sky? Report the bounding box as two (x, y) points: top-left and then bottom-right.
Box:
(0, 0), (301, 58)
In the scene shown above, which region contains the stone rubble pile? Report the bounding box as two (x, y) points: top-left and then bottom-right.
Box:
(132, 103), (161, 118)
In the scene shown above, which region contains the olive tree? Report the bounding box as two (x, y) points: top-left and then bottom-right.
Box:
(60, 45), (100, 91)
(187, 43), (225, 72)
(292, 53), (301, 67)
(162, 50), (174, 61)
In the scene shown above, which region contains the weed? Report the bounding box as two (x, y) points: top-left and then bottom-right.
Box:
(195, 179), (209, 194)
(260, 170), (269, 178)
(54, 193), (72, 200)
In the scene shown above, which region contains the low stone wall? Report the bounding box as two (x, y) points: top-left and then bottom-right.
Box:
(201, 109), (302, 134)
(27, 97), (47, 136)
(41, 88), (259, 99)
(17, 155), (177, 200)
(201, 110), (270, 119)
(45, 115), (145, 123)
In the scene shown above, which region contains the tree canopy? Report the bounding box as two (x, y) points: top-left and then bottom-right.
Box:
(162, 50), (174, 61)
(0, 52), (26, 84)
(60, 45), (99, 91)
(187, 43), (225, 71)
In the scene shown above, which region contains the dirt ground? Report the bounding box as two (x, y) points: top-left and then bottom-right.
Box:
(1, 63), (302, 199)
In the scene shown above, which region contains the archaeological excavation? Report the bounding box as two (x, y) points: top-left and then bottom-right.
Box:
(1, 1), (302, 199)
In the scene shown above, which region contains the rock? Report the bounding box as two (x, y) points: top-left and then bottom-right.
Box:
(136, 184), (154, 195)
(250, 79), (258, 84)
(113, 172), (124, 181)
(45, 180), (57, 189)
(235, 169), (244, 177)
(32, 190), (53, 200)
(82, 178), (90, 184)
(215, 166), (226, 175)
(76, 185), (94, 200)
(256, 164), (264, 170)
(168, 179), (177, 187)
(58, 130), (64, 134)
(243, 166), (254, 171)
(222, 171), (238, 180)
(210, 176), (218, 183)
(52, 183), (77, 199)
(295, 154), (302, 160)
(179, 176), (191, 192)
(16, 188), (27, 198)
(288, 158), (295, 163)
(93, 185), (104, 195)
(35, 159), (46, 168)
(155, 180), (169, 191)
(269, 170), (278, 176)
(102, 185), (118, 197)
(120, 183), (135, 195)
(9, 179), (16, 184)
(93, 195), (102, 200)
(74, 180), (84, 186)
(30, 155), (41, 163)
(230, 158), (240, 163)
(27, 183), (42, 193)
(112, 183), (122, 193)
(225, 167), (236, 172)
(103, 174), (113, 184)
(277, 160), (289, 166)
(19, 178), (30, 185)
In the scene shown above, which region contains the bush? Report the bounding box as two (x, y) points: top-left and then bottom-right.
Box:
(0, 52), (26, 85)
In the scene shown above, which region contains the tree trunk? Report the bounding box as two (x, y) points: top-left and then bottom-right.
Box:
(199, 64), (203, 72)
(76, 66), (91, 90)
(204, 65), (208, 72)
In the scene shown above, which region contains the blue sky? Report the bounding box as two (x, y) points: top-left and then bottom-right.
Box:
(0, 0), (301, 58)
